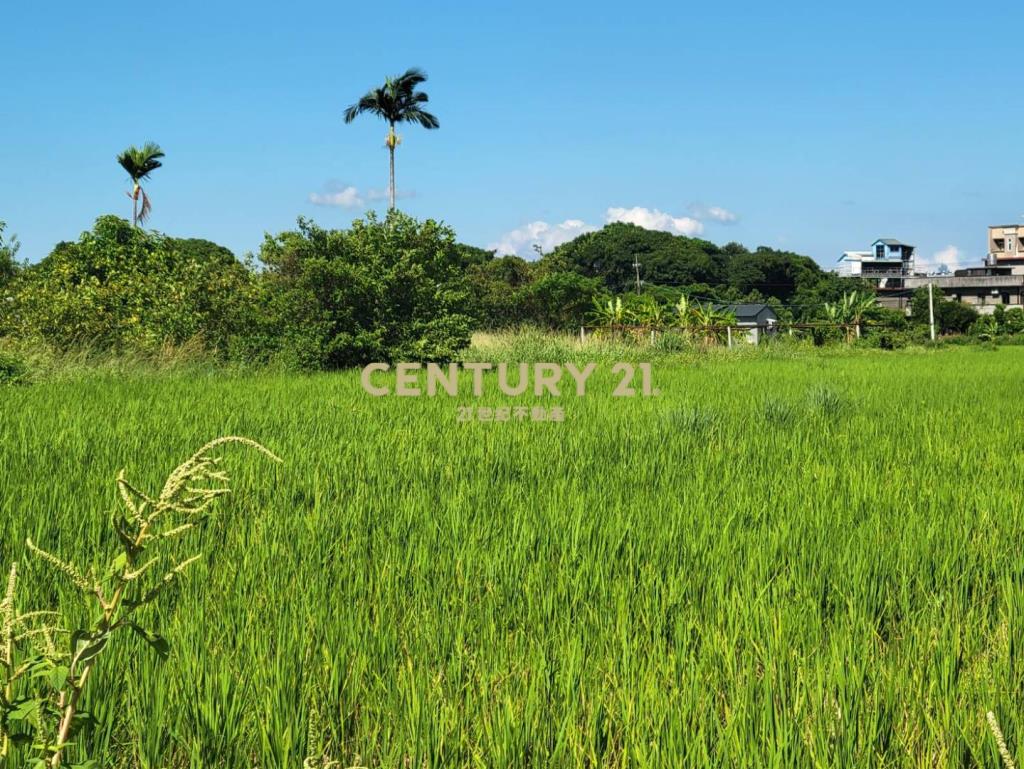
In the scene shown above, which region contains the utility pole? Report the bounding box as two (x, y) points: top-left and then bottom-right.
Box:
(928, 282), (936, 341)
(632, 253), (642, 294)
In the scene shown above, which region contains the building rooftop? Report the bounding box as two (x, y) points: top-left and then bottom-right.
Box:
(713, 303), (778, 321)
(874, 238), (913, 247)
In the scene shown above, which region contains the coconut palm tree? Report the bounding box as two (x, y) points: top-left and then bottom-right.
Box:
(116, 143), (164, 226)
(343, 68), (439, 211)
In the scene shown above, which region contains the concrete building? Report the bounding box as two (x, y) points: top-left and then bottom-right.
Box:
(902, 267), (1024, 314)
(987, 225), (1024, 273)
(836, 239), (915, 288)
(886, 226), (1024, 315)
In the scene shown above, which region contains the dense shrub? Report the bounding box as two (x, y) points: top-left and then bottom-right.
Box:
(239, 212), (473, 368)
(0, 221), (20, 288)
(909, 286), (979, 335)
(516, 271), (604, 329)
(465, 255), (533, 327)
(0, 216), (253, 354)
(0, 350), (27, 384)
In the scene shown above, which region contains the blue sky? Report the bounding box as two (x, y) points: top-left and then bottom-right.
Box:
(2, 0), (1021, 271)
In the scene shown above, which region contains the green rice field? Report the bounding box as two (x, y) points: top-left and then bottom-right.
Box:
(1, 345), (1022, 767)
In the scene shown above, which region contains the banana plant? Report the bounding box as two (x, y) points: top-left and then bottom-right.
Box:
(674, 294), (695, 334)
(589, 296), (629, 328)
(633, 297), (668, 329)
(824, 291), (876, 342)
(691, 303), (737, 345)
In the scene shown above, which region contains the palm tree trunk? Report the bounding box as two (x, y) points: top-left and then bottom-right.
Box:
(388, 124), (396, 211)
(132, 184), (139, 227)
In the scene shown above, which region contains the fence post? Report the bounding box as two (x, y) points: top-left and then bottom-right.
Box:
(580, 326), (585, 343)
(650, 329), (655, 344)
(727, 326), (733, 349)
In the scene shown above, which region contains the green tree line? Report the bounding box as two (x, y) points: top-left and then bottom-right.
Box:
(2, 213), (1009, 367)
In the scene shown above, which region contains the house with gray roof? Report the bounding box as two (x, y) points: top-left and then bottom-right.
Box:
(712, 303), (778, 344)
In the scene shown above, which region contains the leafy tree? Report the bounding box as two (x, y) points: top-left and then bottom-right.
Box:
(249, 211), (471, 368)
(116, 143), (165, 226)
(344, 68), (439, 211)
(910, 286), (979, 335)
(0, 221), (20, 288)
(465, 255), (533, 327)
(1003, 307), (1024, 334)
(455, 243), (495, 268)
(1, 216), (251, 352)
(517, 271), (603, 329)
(728, 248), (822, 304)
(546, 222), (865, 316)
(553, 223), (725, 293)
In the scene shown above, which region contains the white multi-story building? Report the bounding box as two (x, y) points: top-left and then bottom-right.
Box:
(835, 239), (915, 287)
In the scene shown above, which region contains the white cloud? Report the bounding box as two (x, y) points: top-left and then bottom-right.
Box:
(605, 206), (704, 236)
(688, 203), (738, 224)
(931, 245), (969, 273)
(308, 186), (363, 208)
(489, 202), (739, 258)
(489, 219), (597, 258)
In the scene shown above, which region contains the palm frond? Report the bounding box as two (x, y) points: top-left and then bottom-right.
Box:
(343, 70), (438, 129)
(395, 67), (428, 90)
(344, 89), (390, 123)
(402, 108), (440, 129)
(137, 187), (152, 225)
(116, 142), (165, 183)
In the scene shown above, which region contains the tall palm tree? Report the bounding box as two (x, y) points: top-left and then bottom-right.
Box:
(116, 143), (164, 226)
(343, 68), (439, 211)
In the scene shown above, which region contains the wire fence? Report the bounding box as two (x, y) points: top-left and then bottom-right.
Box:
(577, 322), (862, 346)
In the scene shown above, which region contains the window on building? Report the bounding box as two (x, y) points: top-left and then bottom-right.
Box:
(875, 244), (884, 260)
(1002, 293), (1011, 304)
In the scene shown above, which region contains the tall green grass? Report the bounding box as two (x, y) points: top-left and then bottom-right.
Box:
(0, 346), (1021, 767)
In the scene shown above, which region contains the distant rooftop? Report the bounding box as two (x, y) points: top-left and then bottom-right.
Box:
(874, 238), (913, 247)
(713, 302), (777, 321)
